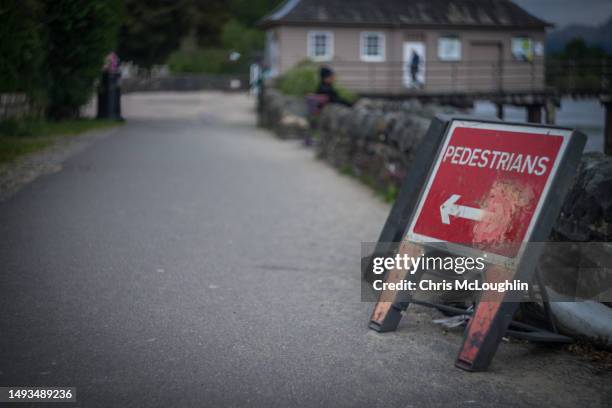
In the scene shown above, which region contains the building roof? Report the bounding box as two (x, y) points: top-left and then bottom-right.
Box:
(259, 0), (552, 29)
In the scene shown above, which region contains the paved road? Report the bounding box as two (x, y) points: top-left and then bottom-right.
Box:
(1, 92), (610, 407)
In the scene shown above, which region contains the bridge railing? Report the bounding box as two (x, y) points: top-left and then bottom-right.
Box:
(322, 59), (546, 95)
(315, 59), (611, 96)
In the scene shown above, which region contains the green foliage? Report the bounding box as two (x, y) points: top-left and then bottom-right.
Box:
(0, 0), (122, 119)
(0, 136), (54, 164)
(0, 0), (281, 118)
(166, 18), (266, 74)
(118, 0), (185, 68)
(337, 87), (358, 105)
(277, 61), (357, 102)
(0, 117), (119, 164)
(228, 0), (283, 26)
(383, 184), (399, 203)
(0, 1), (46, 104)
(119, 0), (283, 67)
(118, 0), (233, 67)
(0, 117), (119, 138)
(0, 118), (43, 138)
(183, 0), (230, 49)
(167, 48), (229, 74)
(546, 38), (611, 92)
(277, 61), (320, 96)
(337, 162), (397, 203)
(339, 164), (354, 176)
(221, 19), (264, 56)
(556, 38), (610, 61)
(45, 0), (123, 119)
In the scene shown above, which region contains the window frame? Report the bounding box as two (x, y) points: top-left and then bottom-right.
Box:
(360, 31), (386, 62)
(307, 31), (334, 61)
(437, 36), (462, 61)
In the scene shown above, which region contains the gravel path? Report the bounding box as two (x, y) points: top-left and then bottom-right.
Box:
(0, 91), (610, 407)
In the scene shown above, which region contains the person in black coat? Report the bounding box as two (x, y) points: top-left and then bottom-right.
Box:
(315, 67), (352, 107)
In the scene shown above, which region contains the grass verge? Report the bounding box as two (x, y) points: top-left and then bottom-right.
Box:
(0, 118), (121, 165)
(338, 163), (399, 203)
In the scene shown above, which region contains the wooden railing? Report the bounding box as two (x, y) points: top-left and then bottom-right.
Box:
(314, 59), (611, 96)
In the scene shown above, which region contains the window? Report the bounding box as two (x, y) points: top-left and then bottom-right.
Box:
(308, 31), (333, 61)
(438, 36), (461, 61)
(265, 31), (279, 77)
(360, 32), (385, 62)
(534, 41), (544, 57)
(511, 37), (533, 61)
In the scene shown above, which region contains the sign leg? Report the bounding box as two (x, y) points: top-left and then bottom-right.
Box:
(369, 242), (424, 333)
(455, 265), (518, 371)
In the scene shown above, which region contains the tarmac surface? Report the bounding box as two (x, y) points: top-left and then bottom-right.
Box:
(1, 92), (610, 407)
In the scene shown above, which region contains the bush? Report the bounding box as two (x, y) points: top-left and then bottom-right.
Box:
(277, 61), (357, 102)
(167, 48), (228, 74)
(0, 1), (122, 119)
(167, 47), (250, 75)
(277, 61), (319, 96)
(45, 0), (122, 119)
(165, 17), (265, 76)
(0, 1), (46, 107)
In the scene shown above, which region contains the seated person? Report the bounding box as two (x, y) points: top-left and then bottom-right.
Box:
(316, 67), (352, 107)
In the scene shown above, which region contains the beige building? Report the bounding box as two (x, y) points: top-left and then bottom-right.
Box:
(259, 0), (551, 95)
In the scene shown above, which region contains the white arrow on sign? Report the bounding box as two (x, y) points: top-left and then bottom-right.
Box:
(440, 194), (487, 224)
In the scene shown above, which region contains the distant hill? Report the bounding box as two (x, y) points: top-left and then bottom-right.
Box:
(546, 16), (612, 54)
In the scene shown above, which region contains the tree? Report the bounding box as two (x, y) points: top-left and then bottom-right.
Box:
(228, 0), (283, 26)
(0, 0), (46, 107)
(558, 38), (609, 61)
(221, 19), (264, 56)
(118, 0), (229, 68)
(118, 0), (185, 68)
(117, 0), (283, 67)
(45, 0), (122, 119)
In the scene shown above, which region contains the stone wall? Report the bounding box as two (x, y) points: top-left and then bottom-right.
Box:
(316, 100), (451, 197)
(0, 93), (30, 120)
(544, 153), (612, 308)
(313, 99), (612, 308)
(258, 88), (612, 246)
(554, 153), (612, 242)
(259, 88), (612, 342)
(257, 88), (309, 139)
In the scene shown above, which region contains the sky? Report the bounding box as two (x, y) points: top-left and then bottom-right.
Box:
(512, 0), (612, 28)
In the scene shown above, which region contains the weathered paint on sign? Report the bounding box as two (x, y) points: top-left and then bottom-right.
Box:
(407, 120), (571, 262)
